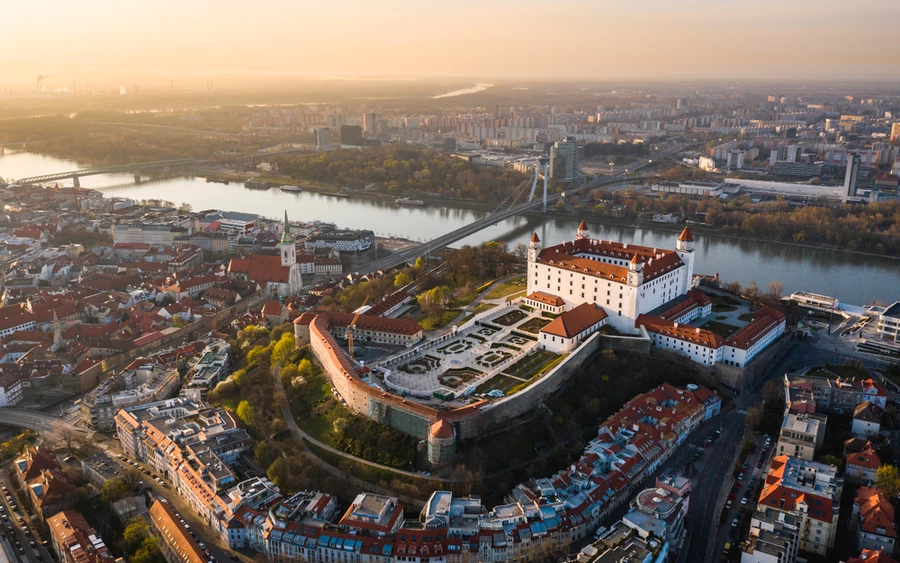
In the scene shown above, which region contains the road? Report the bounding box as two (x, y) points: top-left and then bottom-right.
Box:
(0, 470), (53, 563)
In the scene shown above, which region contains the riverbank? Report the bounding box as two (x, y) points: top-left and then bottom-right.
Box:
(204, 169), (900, 260)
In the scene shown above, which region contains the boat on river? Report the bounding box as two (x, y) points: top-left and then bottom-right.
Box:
(396, 197), (426, 207)
(280, 185), (302, 193)
(244, 180), (270, 190)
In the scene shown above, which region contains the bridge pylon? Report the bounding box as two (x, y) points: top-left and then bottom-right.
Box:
(73, 176), (80, 188)
(527, 154), (551, 212)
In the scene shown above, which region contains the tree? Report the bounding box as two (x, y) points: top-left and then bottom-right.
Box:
(123, 518), (150, 552)
(394, 271), (413, 288)
(101, 477), (132, 504)
(417, 286), (451, 319)
(271, 333), (295, 366)
(821, 454), (843, 471)
(131, 537), (164, 563)
(876, 464), (900, 498)
(236, 400), (255, 426)
(745, 405), (764, 429)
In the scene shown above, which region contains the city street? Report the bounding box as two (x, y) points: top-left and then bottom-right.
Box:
(0, 470), (54, 563)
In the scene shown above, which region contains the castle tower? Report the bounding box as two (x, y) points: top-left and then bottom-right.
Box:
(427, 419), (456, 466)
(527, 232), (541, 262)
(676, 227), (695, 294)
(576, 220), (589, 240)
(280, 210), (296, 268)
(627, 253), (644, 287)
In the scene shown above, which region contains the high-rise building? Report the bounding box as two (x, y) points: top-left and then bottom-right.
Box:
(676, 97), (687, 110)
(844, 153), (861, 202)
(363, 112), (381, 135)
(891, 122), (900, 142)
(340, 125), (364, 147)
(315, 127), (332, 151)
(786, 145), (802, 163)
(549, 136), (580, 183)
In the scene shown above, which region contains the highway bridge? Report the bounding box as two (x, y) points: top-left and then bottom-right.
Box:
(13, 158), (200, 187)
(0, 407), (88, 437)
(358, 176), (629, 275)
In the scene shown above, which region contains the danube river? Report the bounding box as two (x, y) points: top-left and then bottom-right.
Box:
(2, 151), (898, 305)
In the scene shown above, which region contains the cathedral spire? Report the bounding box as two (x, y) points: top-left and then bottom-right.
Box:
(280, 210), (294, 245)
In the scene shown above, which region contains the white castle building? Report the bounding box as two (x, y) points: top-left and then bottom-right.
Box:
(526, 221), (696, 334)
(525, 222), (786, 371)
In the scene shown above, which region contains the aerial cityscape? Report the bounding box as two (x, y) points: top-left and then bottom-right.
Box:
(1, 2), (900, 563)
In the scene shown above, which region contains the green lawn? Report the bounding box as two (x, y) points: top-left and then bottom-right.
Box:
(484, 275), (526, 300)
(419, 309), (462, 330)
(701, 320), (741, 337)
(738, 312), (755, 321)
(505, 351), (562, 380)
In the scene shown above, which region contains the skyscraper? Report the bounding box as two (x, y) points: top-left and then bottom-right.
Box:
(315, 127), (332, 151)
(363, 112), (381, 135)
(340, 125), (364, 147)
(549, 136), (580, 184)
(843, 153), (861, 203)
(891, 122), (900, 142)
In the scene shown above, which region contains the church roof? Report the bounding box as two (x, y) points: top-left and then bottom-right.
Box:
(530, 233), (540, 243)
(677, 227), (694, 242)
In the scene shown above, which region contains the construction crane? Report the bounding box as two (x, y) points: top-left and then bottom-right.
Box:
(346, 296), (370, 359)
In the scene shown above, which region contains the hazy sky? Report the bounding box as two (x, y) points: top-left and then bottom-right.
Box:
(4, 0), (899, 88)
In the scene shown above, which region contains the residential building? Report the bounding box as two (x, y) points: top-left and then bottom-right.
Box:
(853, 402), (884, 439)
(846, 440), (882, 484)
(741, 509), (801, 563)
(149, 500), (209, 563)
(756, 456), (842, 556)
(854, 487), (897, 555)
(776, 412), (826, 461)
(315, 127), (332, 151)
(47, 511), (115, 563)
(785, 374), (888, 414)
(81, 453), (121, 488)
(81, 360), (181, 431)
(339, 494), (404, 538)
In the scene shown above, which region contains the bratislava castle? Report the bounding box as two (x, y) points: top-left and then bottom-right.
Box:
(527, 221), (696, 333)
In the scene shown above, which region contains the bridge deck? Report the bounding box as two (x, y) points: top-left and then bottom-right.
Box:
(15, 159), (199, 185)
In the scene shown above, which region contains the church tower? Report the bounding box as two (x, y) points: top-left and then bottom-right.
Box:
(280, 210), (296, 268)
(576, 220), (589, 240)
(675, 227), (695, 294)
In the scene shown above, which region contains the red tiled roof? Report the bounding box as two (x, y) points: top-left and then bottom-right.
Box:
(856, 487), (896, 538)
(541, 303), (608, 338)
(846, 549), (898, 563)
(678, 227), (694, 242)
(635, 314), (723, 349)
(537, 237), (685, 285)
(149, 501), (207, 563)
(228, 254), (292, 284)
(847, 441), (881, 470)
(526, 292), (564, 307)
(724, 307), (784, 350)
(430, 419), (454, 439)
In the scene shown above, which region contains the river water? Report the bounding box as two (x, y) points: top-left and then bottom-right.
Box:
(1, 151), (898, 305)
